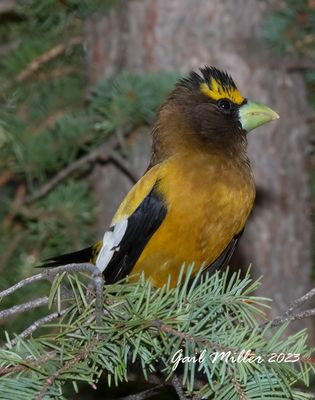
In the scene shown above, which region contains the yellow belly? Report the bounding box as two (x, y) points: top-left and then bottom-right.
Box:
(130, 153), (255, 287)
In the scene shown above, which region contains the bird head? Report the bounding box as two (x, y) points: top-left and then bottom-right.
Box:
(153, 66), (279, 160)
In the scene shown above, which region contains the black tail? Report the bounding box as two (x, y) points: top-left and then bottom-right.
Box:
(38, 246), (94, 268)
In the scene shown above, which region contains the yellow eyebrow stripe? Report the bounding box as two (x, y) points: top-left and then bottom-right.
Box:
(200, 78), (244, 105)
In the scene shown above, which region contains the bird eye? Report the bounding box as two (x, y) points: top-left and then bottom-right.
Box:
(218, 99), (232, 111)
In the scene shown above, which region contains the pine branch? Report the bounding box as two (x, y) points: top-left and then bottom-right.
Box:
(0, 266), (314, 399)
(154, 320), (230, 353)
(262, 287), (315, 328)
(111, 385), (164, 400)
(268, 308), (315, 328)
(8, 308), (69, 346)
(0, 351), (56, 376)
(110, 151), (138, 184)
(0, 262), (105, 347)
(282, 287), (315, 315)
(37, 66), (79, 83)
(34, 338), (98, 400)
(0, 297), (48, 321)
(171, 375), (187, 400)
(94, 273), (105, 325)
(23, 135), (137, 204)
(0, 263), (95, 299)
(2, 36), (83, 90)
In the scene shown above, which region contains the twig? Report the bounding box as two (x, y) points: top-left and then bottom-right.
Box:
(0, 351), (56, 376)
(94, 271), (105, 325)
(0, 263), (95, 299)
(112, 385), (164, 400)
(0, 270), (44, 298)
(115, 128), (128, 157)
(171, 374), (187, 400)
(24, 141), (138, 204)
(284, 288), (315, 315)
(31, 107), (73, 133)
(37, 66), (79, 83)
(8, 308), (70, 347)
(24, 137), (118, 204)
(110, 151), (138, 183)
(260, 287), (315, 329)
(231, 377), (248, 400)
(0, 263), (96, 345)
(154, 320), (229, 353)
(0, 297), (48, 321)
(1, 36), (83, 91)
(0, 170), (14, 188)
(35, 338), (98, 400)
(267, 308), (315, 328)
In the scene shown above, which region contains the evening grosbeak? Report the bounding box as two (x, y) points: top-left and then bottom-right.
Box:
(43, 66), (279, 287)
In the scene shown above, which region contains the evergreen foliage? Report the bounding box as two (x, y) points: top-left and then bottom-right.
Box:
(263, 1), (315, 56)
(1, 267), (314, 399)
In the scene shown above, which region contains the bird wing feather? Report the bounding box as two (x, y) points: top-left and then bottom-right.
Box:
(95, 164), (168, 283)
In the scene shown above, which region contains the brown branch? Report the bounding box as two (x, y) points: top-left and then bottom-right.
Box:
(231, 378), (248, 400)
(111, 385), (164, 400)
(155, 320), (229, 353)
(30, 107), (74, 133)
(0, 170), (14, 188)
(110, 151), (138, 184)
(37, 65), (79, 83)
(14, 36), (83, 84)
(24, 135), (138, 204)
(3, 183), (26, 227)
(24, 136), (118, 204)
(0, 351), (56, 376)
(35, 338), (98, 400)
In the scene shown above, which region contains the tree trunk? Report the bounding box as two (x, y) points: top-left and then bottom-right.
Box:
(85, 0), (312, 334)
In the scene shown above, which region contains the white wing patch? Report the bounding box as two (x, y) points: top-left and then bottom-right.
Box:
(96, 219), (128, 272)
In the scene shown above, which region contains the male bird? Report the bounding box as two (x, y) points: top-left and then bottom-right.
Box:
(44, 67), (279, 287)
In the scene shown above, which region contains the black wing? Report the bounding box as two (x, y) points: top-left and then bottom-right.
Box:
(188, 230), (243, 287)
(102, 184), (167, 284)
(207, 230), (243, 273)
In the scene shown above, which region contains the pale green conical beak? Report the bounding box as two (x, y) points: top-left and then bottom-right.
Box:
(239, 100), (279, 133)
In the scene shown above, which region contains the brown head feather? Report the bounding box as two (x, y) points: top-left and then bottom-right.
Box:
(150, 66), (248, 166)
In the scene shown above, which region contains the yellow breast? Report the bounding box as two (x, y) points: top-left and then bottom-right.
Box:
(131, 152), (255, 287)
